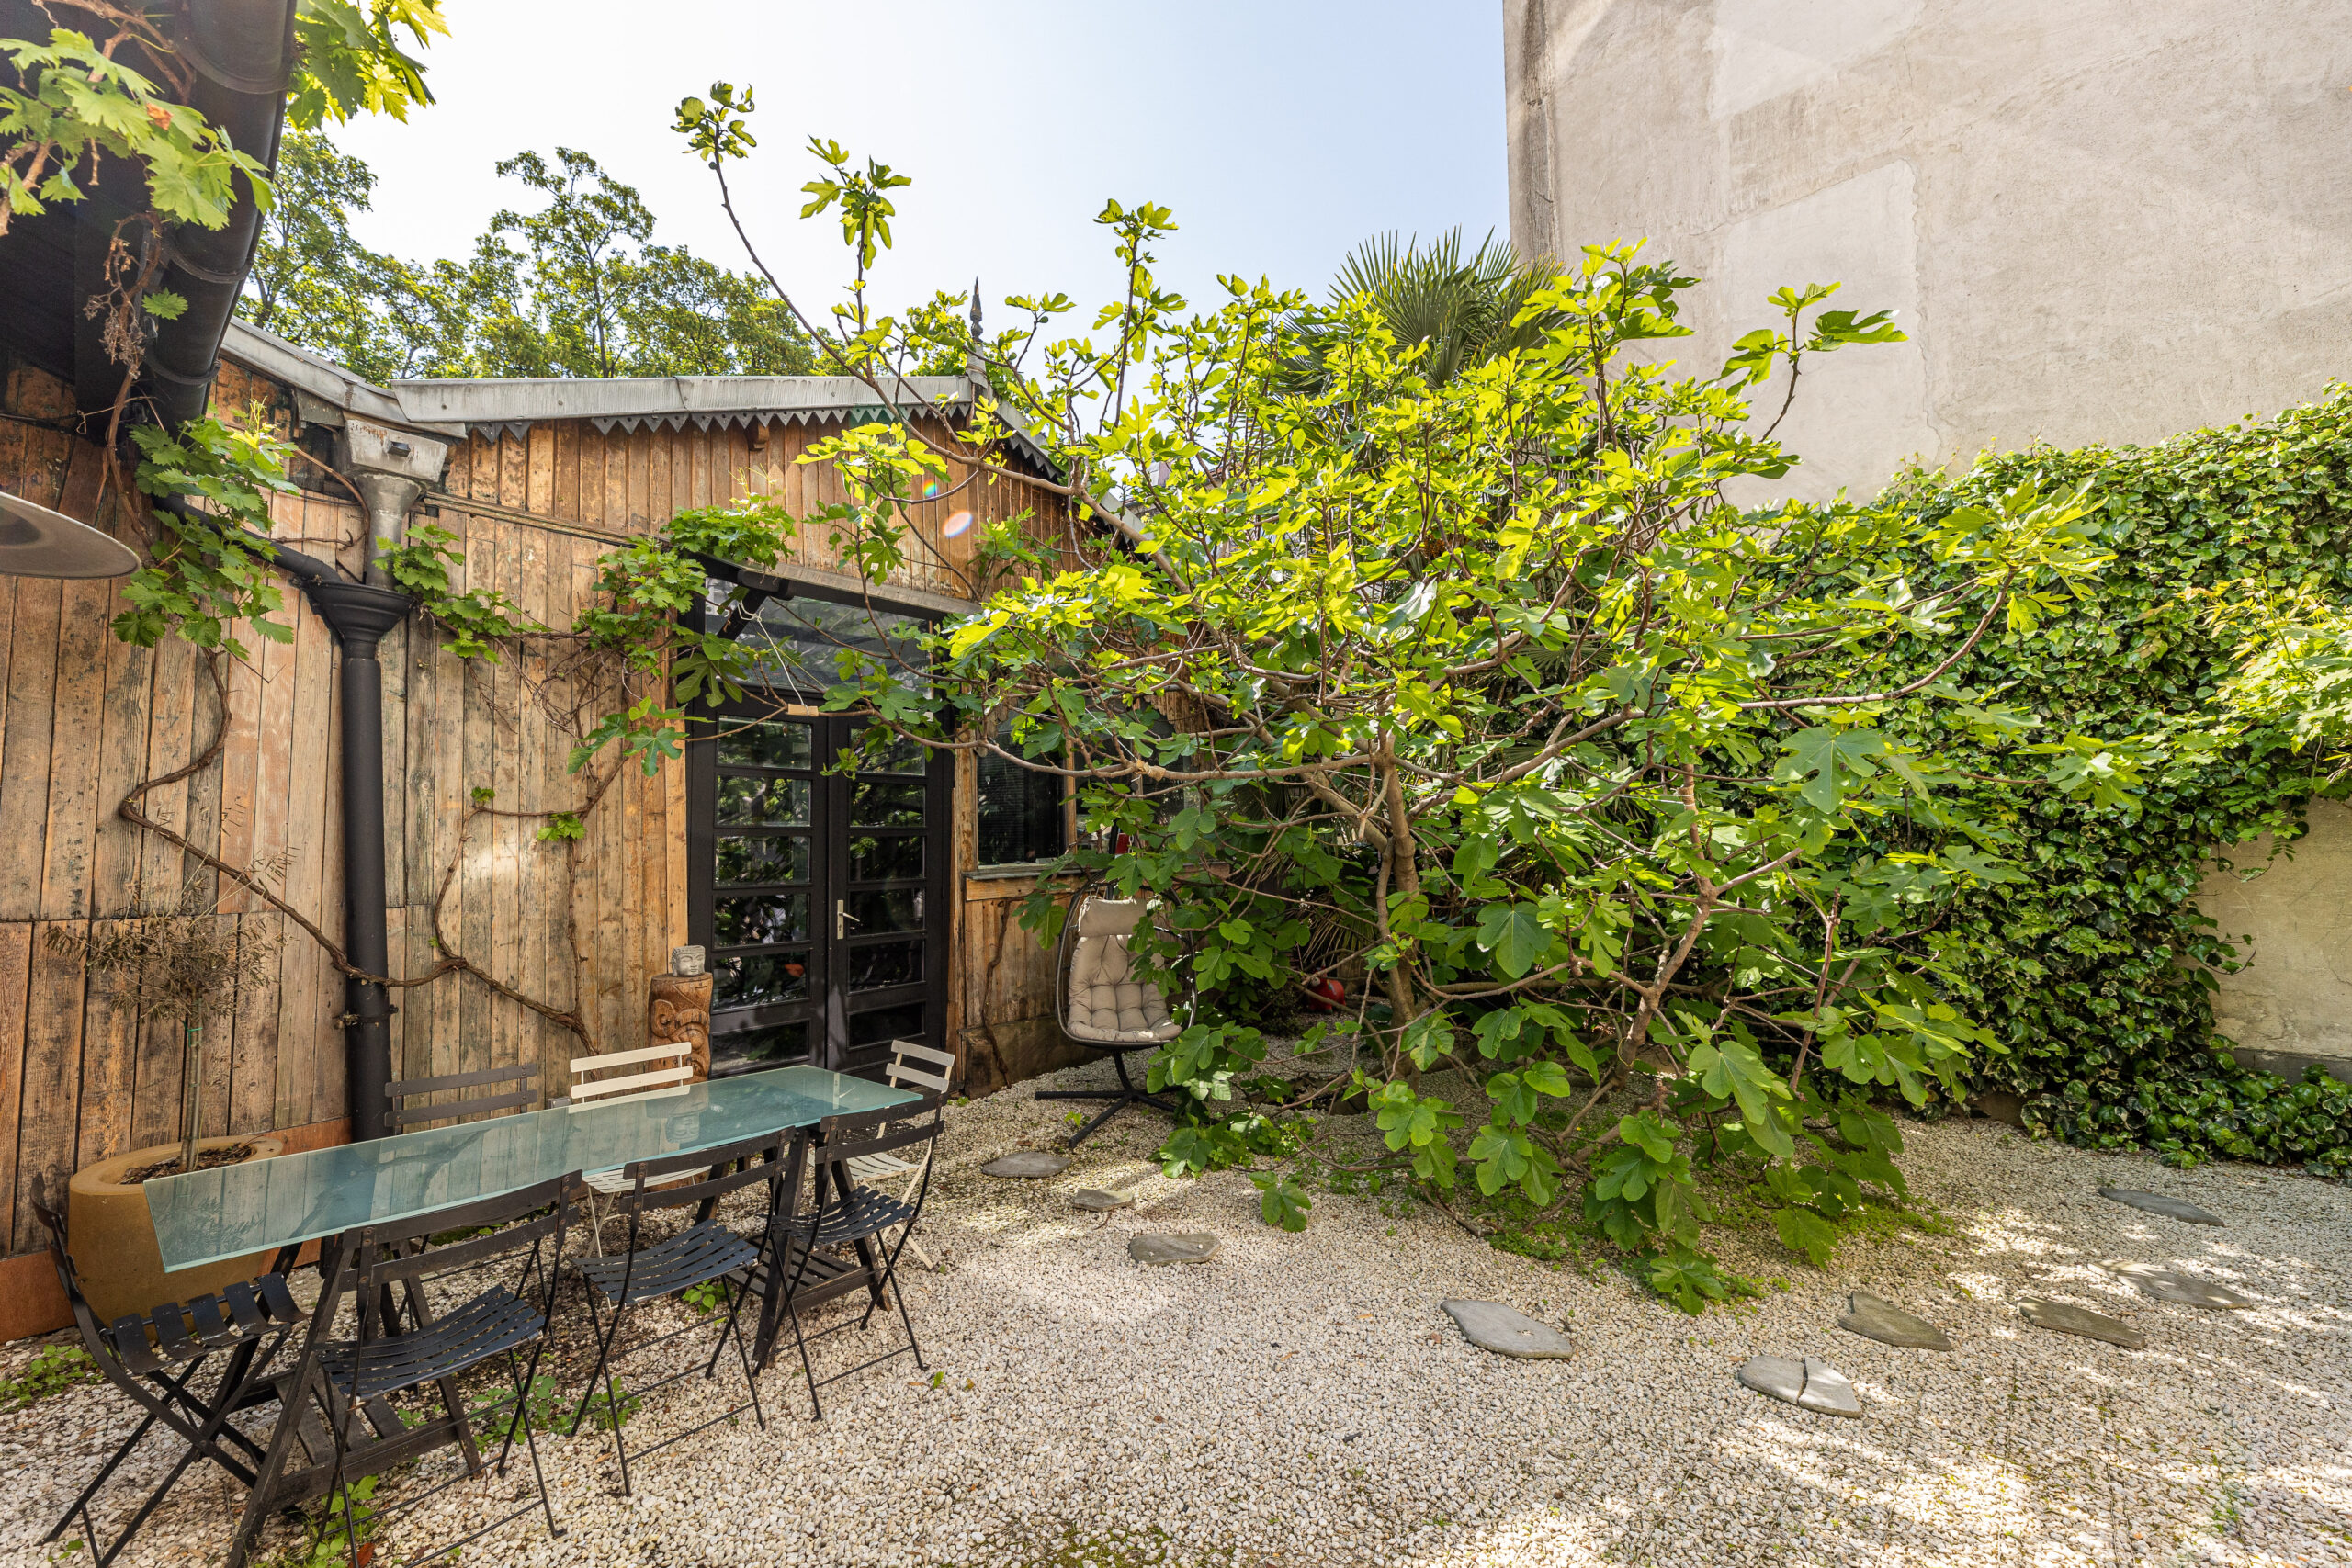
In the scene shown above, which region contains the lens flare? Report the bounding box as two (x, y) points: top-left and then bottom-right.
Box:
(922, 481), (940, 498)
(943, 510), (975, 538)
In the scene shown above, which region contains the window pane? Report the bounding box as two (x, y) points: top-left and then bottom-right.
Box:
(851, 780), (926, 827)
(716, 893), (811, 947)
(849, 1003), (926, 1049)
(710, 1019), (810, 1072)
(716, 834), (809, 886)
(717, 719), (812, 771)
(734, 594), (932, 697)
(718, 775), (810, 827)
(847, 939), (922, 992)
(713, 950), (810, 1009)
(978, 747), (1065, 866)
(846, 726), (928, 775)
(848, 887), (923, 934)
(848, 833), (922, 883)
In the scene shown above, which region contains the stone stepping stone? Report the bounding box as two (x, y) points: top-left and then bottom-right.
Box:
(2117, 1263), (2250, 1310)
(1838, 1290), (1953, 1350)
(1737, 1355), (1862, 1418)
(1441, 1300), (1574, 1359)
(1069, 1189), (1133, 1213)
(2018, 1297), (2146, 1348)
(2098, 1187), (2221, 1226)
(1129, 1233), (1219, 1265)
(980, 1151), (1069, 1179)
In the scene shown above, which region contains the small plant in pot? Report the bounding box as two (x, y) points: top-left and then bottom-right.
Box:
(51, 858), (288, 1322)
(49, 859), (288, 1179)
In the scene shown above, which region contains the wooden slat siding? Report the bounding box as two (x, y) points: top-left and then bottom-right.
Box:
(0, 923), (29, 1250)
(37, 439), (108, 924)
(526, 425), (554, 517)
(427, 517), (469, 1089)
(124, 928), (178, 1152)
(616, 425), (639, 531)
(138, 609), (197, 909)
(0, 570), (62, 923)
(88, 574), (154, 919)
(552, 421), (580, 524)
(461, 516), (498, 1094)
(214, 607), (263, 915)
(489, 515), (523, 1099)
(625, 426), (650, 534)
(278, 586), (333, 1126)
(228, 909), (279, 1138)
(251, 573), (300, 1127)
(15, 926), (84, 1254)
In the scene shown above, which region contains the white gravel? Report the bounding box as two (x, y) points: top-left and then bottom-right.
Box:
(2, 1055), (2346, 1568)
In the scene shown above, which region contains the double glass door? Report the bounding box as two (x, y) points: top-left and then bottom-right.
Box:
(689, 709), (950, 1078)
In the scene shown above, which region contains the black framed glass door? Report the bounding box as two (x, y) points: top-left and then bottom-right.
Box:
(690, 709), (950, 1078)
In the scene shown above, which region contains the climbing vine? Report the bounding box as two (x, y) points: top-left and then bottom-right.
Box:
(1861, 389), (2352, 1171)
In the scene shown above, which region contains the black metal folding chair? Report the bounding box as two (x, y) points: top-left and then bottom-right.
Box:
(384, 1063), (540, 1132)
(764, 1095), (944, 1419)
(307, 1172), (577, 1565)
(31, 1201), (303, 1568)
(566, 1128), (787, 1495)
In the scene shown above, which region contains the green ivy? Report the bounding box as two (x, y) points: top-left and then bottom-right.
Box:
(1878, 388), (2352, 1170)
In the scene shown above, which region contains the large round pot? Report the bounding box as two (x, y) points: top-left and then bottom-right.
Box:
(67, 1135), (287, 1325)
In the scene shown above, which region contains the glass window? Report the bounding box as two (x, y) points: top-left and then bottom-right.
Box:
(723, 589), (933, 699)
(978, 738), (1066, 867)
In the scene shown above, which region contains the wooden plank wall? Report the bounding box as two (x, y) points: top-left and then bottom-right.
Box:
(1, 356), (1082, 1285)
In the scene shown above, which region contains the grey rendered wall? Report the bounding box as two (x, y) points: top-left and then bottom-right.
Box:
(1503, 0), (2352, 502)
(2201, 804), (2352, 1086)
(1504, 0), (2352, 1071)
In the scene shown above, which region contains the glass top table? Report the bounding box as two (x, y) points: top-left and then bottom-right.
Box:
(147, 1066), (920, 1271)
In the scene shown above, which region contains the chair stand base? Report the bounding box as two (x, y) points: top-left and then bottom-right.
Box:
(1035, 1085), (1180, 1148)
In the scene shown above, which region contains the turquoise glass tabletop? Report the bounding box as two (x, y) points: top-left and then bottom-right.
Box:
(146, 1066), (920, 1272)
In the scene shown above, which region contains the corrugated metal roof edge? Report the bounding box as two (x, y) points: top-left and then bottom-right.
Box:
(219, 319), (1061, 474)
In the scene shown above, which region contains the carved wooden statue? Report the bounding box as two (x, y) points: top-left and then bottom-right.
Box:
(650, 972), (714, 1081)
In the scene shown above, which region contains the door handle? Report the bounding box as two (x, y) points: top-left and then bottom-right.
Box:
(835, 900), (860, 941)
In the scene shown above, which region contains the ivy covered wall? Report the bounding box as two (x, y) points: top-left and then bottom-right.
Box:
(1887, 386), (2352, 1170)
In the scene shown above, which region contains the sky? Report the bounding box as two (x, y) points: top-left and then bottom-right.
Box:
(333, 1), (1511, 332)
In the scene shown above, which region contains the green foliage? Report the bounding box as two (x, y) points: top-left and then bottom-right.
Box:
(1249, 1170), (1314, 1231)
(379, 521), (534, 658)
(119, 418), (299, 659)
(0, 1345), (96, 1409)
(0, 28), (271, 234)
(238, 136), (820, 380)
(1868, 390), (2352, 1168)
(652, 110), (2177, 1303)
(5, 4), (440, 239)
(286, 0), (446, 130)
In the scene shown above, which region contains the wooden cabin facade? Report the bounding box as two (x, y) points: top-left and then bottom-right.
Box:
(0, 321), (1091, 1336)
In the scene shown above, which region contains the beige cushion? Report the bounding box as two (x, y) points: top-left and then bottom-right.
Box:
(1068, 898), (1181, 1043)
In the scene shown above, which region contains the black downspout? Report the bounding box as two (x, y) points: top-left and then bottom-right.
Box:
(299, 579), (412, 1142)
(168, 512), (413, 1140)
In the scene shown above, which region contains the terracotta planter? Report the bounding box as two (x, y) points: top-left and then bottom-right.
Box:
(67, 1135), (287, 1325)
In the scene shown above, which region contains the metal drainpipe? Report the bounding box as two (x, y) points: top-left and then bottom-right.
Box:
(300, 575), (410, 1142)
(301, 422), (447, 1140)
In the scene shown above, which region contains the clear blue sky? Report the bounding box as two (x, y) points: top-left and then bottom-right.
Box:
(334, 1), (1509, 333)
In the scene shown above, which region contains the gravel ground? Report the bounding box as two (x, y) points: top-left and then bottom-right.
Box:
(2, 1052), (2346, 1568)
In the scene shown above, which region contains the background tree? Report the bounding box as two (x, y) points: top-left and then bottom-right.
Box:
(235, 138), (820, 380)
(1313, 228), (1555, 388)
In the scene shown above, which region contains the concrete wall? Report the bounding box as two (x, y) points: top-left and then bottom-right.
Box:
(1502, 0), (2352, 502)
(2201, 803), (2352, 1086)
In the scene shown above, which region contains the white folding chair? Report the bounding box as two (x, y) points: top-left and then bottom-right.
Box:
(841, 1041), (956, 1269)
(569, 1041), (697, 1255)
